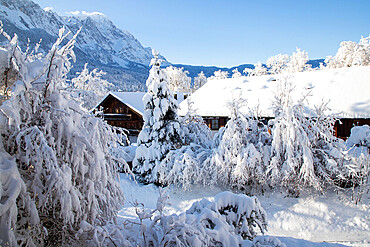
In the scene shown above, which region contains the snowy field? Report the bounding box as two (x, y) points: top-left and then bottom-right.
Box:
(118, 174), (369, 247)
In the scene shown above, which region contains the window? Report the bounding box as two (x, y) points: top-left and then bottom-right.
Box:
(211, 119), (219, 130)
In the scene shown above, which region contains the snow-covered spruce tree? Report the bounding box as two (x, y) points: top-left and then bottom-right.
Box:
(69, 63), (113, 110)
(133, 50), (183, 184)
(0, 26), (124, 246)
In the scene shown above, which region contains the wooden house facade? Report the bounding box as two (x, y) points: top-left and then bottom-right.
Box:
(95, 92), (146, 135)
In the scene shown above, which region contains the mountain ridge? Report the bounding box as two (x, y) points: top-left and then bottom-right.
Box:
(0, 0), (325, 91)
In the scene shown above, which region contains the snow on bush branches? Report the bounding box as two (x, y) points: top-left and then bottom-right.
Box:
(117, 190), (268, 247)
(0, 24), (125, 246)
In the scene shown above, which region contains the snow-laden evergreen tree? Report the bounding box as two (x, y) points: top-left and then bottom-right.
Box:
(193, 71), (207, 91)
(69, 63), (113, 110)
(325, 35), (370, 68)
(266, 53), (290, 74)
(133, 50), (183, 184)
(0, 25), (125, 246)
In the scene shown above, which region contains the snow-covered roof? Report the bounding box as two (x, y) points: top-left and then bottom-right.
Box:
(98, 92), (146, 116)
(179, 66), (370, 119)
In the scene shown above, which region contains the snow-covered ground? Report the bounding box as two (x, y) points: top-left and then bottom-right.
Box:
(118, 174), (369, 247)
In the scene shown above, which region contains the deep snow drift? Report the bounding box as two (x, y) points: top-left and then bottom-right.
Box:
(118, 174), (369, 247)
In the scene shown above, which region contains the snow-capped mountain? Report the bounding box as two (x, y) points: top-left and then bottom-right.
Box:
(0, 0), (168, 90)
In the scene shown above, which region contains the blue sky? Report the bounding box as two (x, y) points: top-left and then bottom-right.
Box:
(33, 0), (369, 67)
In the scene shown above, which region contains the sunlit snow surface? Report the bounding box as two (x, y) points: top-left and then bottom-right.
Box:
(118, 174), (368, 247)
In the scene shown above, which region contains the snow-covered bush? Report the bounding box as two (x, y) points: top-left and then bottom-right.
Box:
(212, 97), (270, 193)
(158, 143), (213, 189)
(69, 63), (113, 110)
(142, 191), (268, 246)
(133, 50), (183, 184)
(182, 99), (213, 148)
(0, 26), (124, 246)
(267, 76), (346, 194)
(345, 125), (370, 203)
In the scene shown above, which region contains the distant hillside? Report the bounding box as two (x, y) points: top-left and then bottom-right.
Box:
(170, 59), (325, 79)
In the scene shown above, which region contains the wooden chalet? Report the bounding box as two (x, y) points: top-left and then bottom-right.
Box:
(95, 92), (146, 136)
(179, 66), (370, 139)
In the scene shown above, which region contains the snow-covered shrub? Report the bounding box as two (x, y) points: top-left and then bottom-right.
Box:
(133, 50), (183, 184)
(0, 26), (124, 246)
(268, 76), (346, 194)
(344, 126), (370, 203)
(158, 143), (213, 189)
(251, 236), (286, 247)
(212, 97), (270, 193)
(182, 99), (213, 148)
(69, 63), (113, 110)
(145, 191), (267, 246)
